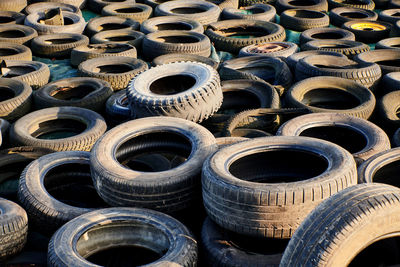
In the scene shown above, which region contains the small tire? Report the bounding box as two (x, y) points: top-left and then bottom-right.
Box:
(299, 27), (355, 45)
(90, 29), (145, 50)
(0, 11), (25, 25)
(24, 11), (85, 35)
(379, 8), (400, 24)
(221, 4), (276, 21)
(84, 16), (139, 38)
(376, 37), (400, 49)
(301, 39), (370, 58)
(152, 53), (218, 69)
(0, 24), (37, 45)
(329, 7), (378, 27)
(102, 3), (153, 24)
(24, 2), (82, 16)
(2, 60), (50, 90)
(0, 43), (31, 61)
(140, 15), (204, 34)
(279, 9), (329, 32)
(238, 41), (298, 58)
(0, 78), (31, 121)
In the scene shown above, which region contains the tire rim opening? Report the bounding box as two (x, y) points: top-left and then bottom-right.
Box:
(0, 86), (15, 101)
(0, 17), (15, 24)
(301, 88), (361, 110)
(1, 65), (36, 78)
(149, 74), (196, 95)
(0, 48), (18, 56)
(0, 30), (26, 38)
(50, 84), (96, 100)
(0, 160), (33, 193)
(392, 12), (400, 17)
(376, 59), (400, 67)
(117, 95), (129, 107)
(105, 35), (138, 42)
(95, 63), (134, 74)
(30, 118), (87, 139)
(318, 43), (352, 48)
(216, 26), (270, 38)
(63, 17), (74, 25)
(171, 7), (207, 14)
(219, 90), (261, 115)
(340, 12), (368, 19)
(98, 23), (130, 32)
(155, 22), (192, 31)
(44, 38), (77, 45)
(115, 7), (144, 13)
(156, 35), (200, 43)
(228, 149), (329, 183)
(288, 0), (317, 6)
(370, 160), (400, 187)
(287, 10), (325, 18)
(310, 32), (345, 40)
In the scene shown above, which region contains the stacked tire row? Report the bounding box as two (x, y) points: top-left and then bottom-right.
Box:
(1, 0), (400, 266)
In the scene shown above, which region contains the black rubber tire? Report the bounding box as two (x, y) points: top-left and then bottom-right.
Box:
(376, 37), (400, 49)
(0, 11), (25, 25)
(354, 49), (400, 76)
(286, 76), (376, 119)
(238, 41), (298, 58)
(84, 16), (139, 38)
(379, 9), (400, 24)
(201, 217), (284, 267)
(142, 30), (211, 60)
(0, 24), (37, 46)
(155, 0), (221, 25)
(342, 20), (392, 44)
(30, 0), (86, 9)
(381, 72), (400, 94)
(24, 11), (85, 35)
(394, 128), (400, 147)
(215, 136), (248, 148)
(329, 7), (378, 27)
(0, 118), (8, 147)
(33, 77), (113, 111)
(328, 0), (375, 10)
(0, 198), (28, 261)
(277, 113), (391, 166)
(295, 54), (382, 90)
(140, 15), (204, 34)
(152, 53), (219, 69)
(88, 0), (133, 14)
(207, 0), (239, 9)
(10, 106), (107, 151)
(205, 19), (285, 54)
(0, 0), (27, 12)
(202, 136), (357, 238)
(0, 43), (31, 61)
(280, 183), (400, 266)
(18, 150), (107, 235)
(378, 90), (400, 131)
(127, 61), (222, 123)
(1, 60), (50, 90)
(102, 3), (153, 23)
(78, 56), (148, 91)
(275, 0), (328, 14)
(239, 0), (276, 7)
(48, 207), (198, 266)
(221, 4), (276, 21)
(301, 39), (370, 58)
(24, 2), (82, 16)
(30, 33), (89, 58)
(286, 50), (347, 71)
(299, 27), (355, 45)
(90, 117), (218, 211)
(90, 29), (145, 50)
(218, 56), (292, 96)
(0, 78), (31, 121)
(279, 9), (329, 32)
(105, 89), (131, 124)
(70, 43), (137, 68)
(390, 0), (400, 8)
(375, 0), (390, 8)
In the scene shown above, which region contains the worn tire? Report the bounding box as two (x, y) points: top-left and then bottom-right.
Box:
(286, 50), (346, 71)
(354, 49), (400, 75)
(221, 4), (276, 21)
(31, 33), (89, 58)
(275, 0), (328, 14)
(30, 0), (86, 9)
(0, 43), (31, 61)
(102, 3), (153, 23)
(90, 29), (145, 49)
(378, 90), (400, 131)
(24, 11), (85, 35)
(299, 27), (355, 45)
(84, 16), (139, 38)
(239, 41), (298, 57)
(381, 72), (400, 94)
(328, 0), (375, 10)
(88, 0), (134, 14)
(152, 53), (219, 69)
(379, 8), (400, 24)
(279, 9), (329, 32)
(0, 78), (31, 121)
(329, 7), (378, 27)
(0, 24), (37, 45)
(25, 2), (82, 16)
(0, 11), (25, 25)
(105, 89), (131, 124)
(342, 20), (391, 43)
(376, 37), (400, 49)
(0, 0), (27, 12)
(140, 15), (204, 34)
(2, 60), (50, 90)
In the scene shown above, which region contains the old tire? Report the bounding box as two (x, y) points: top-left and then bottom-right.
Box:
(0, 43), (31, 61)
(24, 11), (85, 35)
(140, 15), (204, 34)
(1, 60), (50, 90)
(0, 78), (31, 121)
(84, 16), (139, 38)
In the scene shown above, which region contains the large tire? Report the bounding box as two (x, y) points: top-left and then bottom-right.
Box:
(238, 41), (298, 58)
(221, 4), (276, 21)
(205, 19), (285, 54)
(280, 183), (400, 266)
(0, 198), (28, 260)
(90, 117), (218, 212)
(90, 29), (145, 50)
(102, 3), (153, 23)
(0, 0), (27, 12)
(0, 43), (31, 61)
(24, 2), (82, 16)
(277, 113), (391, 165)
(24, 11), (85, 35)
(354, 49), (400, 75)
(78, 56), (148, 91)
(286, 76), (376, 119)
(48, 207), (198, 266)
(10, 106), (107, 151)
(299, 27), (355, 45)
(84, 16), (139, 38)
(0, 11), (25, 25)
(140, 15), (204, 34)
(18, 151), (107, 235)
(152, 53), (219, 69)
(0, 24), (37, 45)
(329, 7), (378, 26)
(202, 136), (357, 238)
(301, 39), (370, 58)
(2, 60), (50, 90)
(279, 9), (329, 32)
(0, 78), (31, 121)
(127, 61), (222, 123)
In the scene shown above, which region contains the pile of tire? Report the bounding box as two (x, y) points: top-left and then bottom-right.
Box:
(2, 0), (400, 266)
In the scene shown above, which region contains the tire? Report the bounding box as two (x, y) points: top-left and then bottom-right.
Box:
(1, 60), (50, 90)
(201, 217), (284, 267)
(78, 56), (148, 91)
(239, 0), (276, 7)
(33, 77), (113, 111)
(0, 198), (28, 260)
(280, 183), (400, 266)
(207, 0), (239, 9)
(202, 136), (357, 238)
(24, 2), (82, 16)
(90, 117), (218, 211)
(342, 20), (392, 43)
(24, 11), (85, 35)
(10, 106), (107, 151)
(88, 0), (134, 14)
(205, 19), (285, 54)
(48, 207), (198, 266)
(0, 24), (37, 45)
(218, 56), (292, 96)
(18, 150), (108, 235)
(0, 0), (27, 12)
(0, 43), (31, 61)
(301, 39), (370, 59)
(30, 0), (86, 9)
(328, 0), (375, 10)
(0, 146), (52, 200)
(277, 113), (391, 166)
(152, 53), (219, 69)
(329, 7), (378, 27)
(376, 37), (400, 49)
(286, 50), (347, 71)
(155, 0), (221, 25)
(127, 61), (222, 123)
(221, 4), (276, 21)
(215, 136), (248, 148)
(140, 15), (204, 34)
(102, 3), (153, 23)
(238, 41), (298, 58)
(0, 78), (31, 121)
(299, 27), (355, 45)
(379, 9), (400, 24)
(0, 11), (25, 25)
(275, 0), (328, 14)
(84, 16), (139, 38)
(286, 76), (376, 119)
(279, 9), (329, 32)
(381, 72), (400, 94)
(30, 33), (89, 58)
(70, 43), (137, 68)
(295, 54), (381, 90)
(142, 30), (211, 60)
(105, 89), (131, 124)
(0, 118), (9, 147)
(378, 91), (400, 131)
(354, 49), (400, 76)
(90, 29), (145, 50)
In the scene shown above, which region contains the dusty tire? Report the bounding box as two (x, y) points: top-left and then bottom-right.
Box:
(299, 27), (355, 45)
(215, 136), (248, 148)
(279, 9), (329, 32)
(0, 43), (31, 61)
(354, 49), (400, 75)
(329, 7), (378, 26)
(328, 0), (375, 10)
(88, 0), (134, 14)
(84, 16), (139, 38)
(24, 11), (85, 35)
(127, 61), (222, 123)
(376, 37), (400, 49)
(90, 117), (218, 211)
(275, 0), (328, 13)
(381, 72), (400, 94)
(378, 90), (400, 131)
(90, 29), (145, 50)
(0, 24), (37, 45)
(2, 60), (50, 90)
(238, 41), (298, 58)
(0, 78), (31, 121)
(47, 207), (198, 267)
(24, 2), (82, 16)
(221, 4), (276, 21)
(140, 15), (204, 34)
(202, 136), (357, 238)
(286, 50), (346, 71)
(301, 39), (370, 58)
(102, 3), (153, 23)
(0, 0), (27, 12)
(152, 53), (218, 69)
(10, 106), (107, 151)
(379, 8), (400, 24)
(286, 76), (376, 119)
(30, 0), (86, 9)
(0, 11), (25, 25)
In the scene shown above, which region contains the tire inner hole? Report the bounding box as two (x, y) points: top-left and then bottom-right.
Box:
(318, 44), (352, 48)
(150, 74), (196, 95)
(229, 149), (328, 183)
(44, 162), (107, 208)
(219, 90), (261, 115)
(1, 65), (36, 77)
(376, 59), (400, 67)
(45, 38), (76, 45)
(216, 26), (269, 38)
(371, 160), (400, 187)
(0, 30), (25, 38)
(50, 85), (96, 100)
(171, 7), (207, 14)
(155, 22), (192, 31)
(392, 12), (400, 17)
(98, 23), (130, 31)
(115, 7), (143, 13)
(239, 66), (276, 84)
(30, 118), (87, 139)
(288, 0), (316, 6)
(301, 88), (361, 110)
(340, 12), (368, 19)
(63, 17), (74, 25)
(0, 86), (15, 101)
(95, 63), (134, 74)
(0, 48), (20, 56)
(311, 32), (345, 39)
(156, 35), (199, 43)
(288, 10), (325, 18)
(105, 35), (138, 42)
(0, 17), (15, 24)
